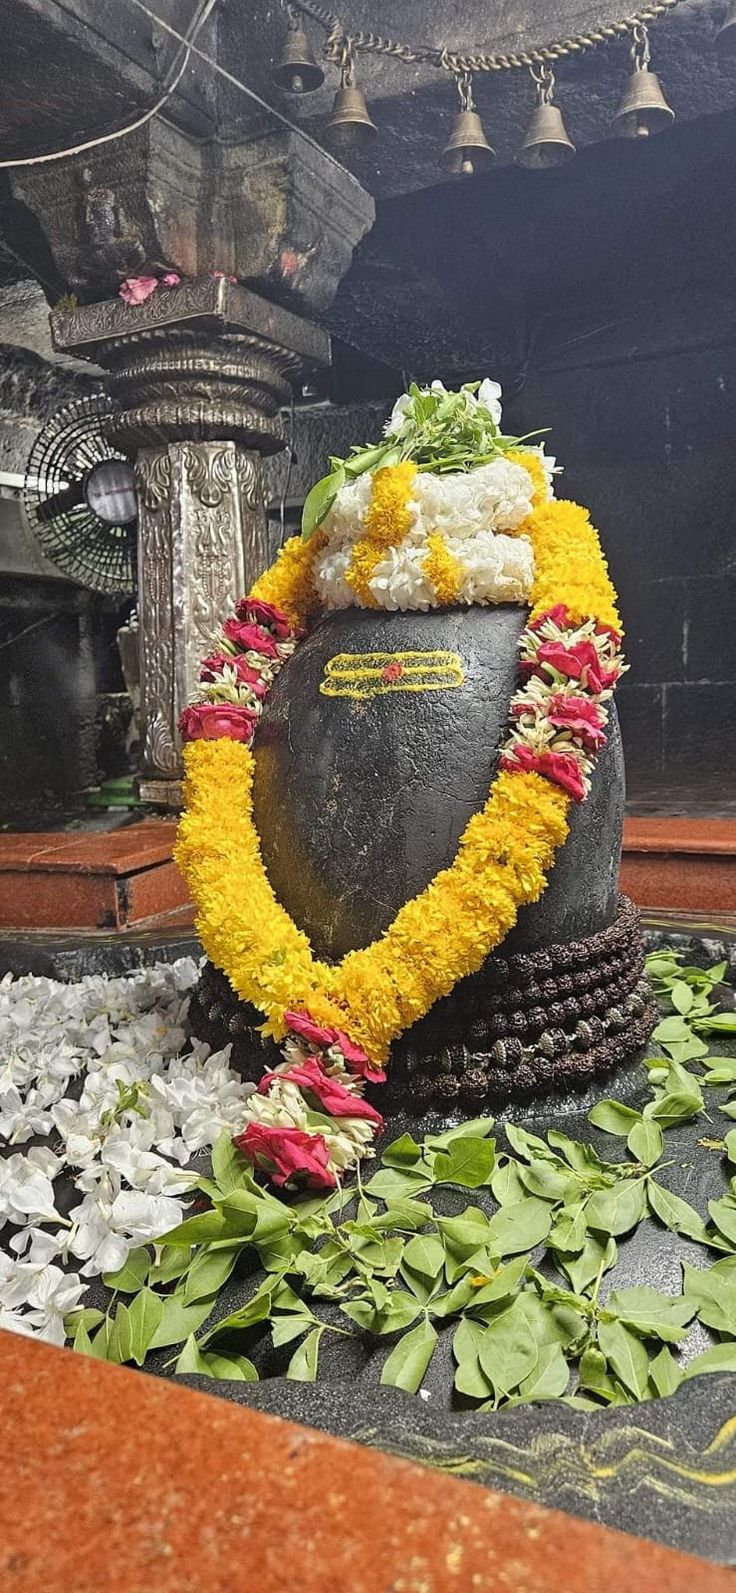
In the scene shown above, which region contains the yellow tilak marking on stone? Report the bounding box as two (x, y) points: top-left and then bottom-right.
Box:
(320, 650), (465, 699)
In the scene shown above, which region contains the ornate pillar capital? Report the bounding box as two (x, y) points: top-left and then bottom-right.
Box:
(51, 282), (330, 805)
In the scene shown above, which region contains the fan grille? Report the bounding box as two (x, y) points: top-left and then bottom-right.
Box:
(24, 395), (137, 595)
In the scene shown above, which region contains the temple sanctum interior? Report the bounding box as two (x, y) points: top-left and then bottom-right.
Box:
(1, 4), (736, 1590)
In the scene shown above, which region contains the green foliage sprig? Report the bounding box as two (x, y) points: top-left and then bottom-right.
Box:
(67, 949), (736, 1409)
(301, 381), (545, 541)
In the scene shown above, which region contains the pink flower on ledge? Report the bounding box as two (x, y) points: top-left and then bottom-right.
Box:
(258, 1057), (384, 1127)
(119, 275), (159, 306)
(233, 1122), (336, 1189)
(528, 604), (571, 633)
(178, 702), (259, 743)
(501, 745), (587, 802)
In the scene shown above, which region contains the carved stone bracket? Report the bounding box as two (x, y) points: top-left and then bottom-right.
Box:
(51, 281), (330, 803)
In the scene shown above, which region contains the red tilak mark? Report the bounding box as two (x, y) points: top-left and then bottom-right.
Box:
(381, 661), (404, 683)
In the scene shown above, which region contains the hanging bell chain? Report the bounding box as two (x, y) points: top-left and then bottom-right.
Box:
(530, 63), (556, 107)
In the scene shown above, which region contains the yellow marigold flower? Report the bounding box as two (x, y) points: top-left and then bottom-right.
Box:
(364, 461), (416, 548)
(345, 462), (417, 607)
(505, 448), (548, 508)
(423, 532), (463, 606)
(249, 531), (326, 631)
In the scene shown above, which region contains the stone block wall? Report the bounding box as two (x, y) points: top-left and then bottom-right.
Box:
(505, 339), (736, 809)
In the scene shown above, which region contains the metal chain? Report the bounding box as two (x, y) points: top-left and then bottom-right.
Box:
(291, 0), (694, 74)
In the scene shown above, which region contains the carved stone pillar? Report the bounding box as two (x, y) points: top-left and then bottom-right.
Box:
(51, 277), (330, 804)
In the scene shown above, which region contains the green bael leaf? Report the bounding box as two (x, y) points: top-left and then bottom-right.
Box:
(627, 1119), (663, 1169)
(433, 1136), (495, 1188)
(649, 1345), (683, 1398)
(301, 467), (344, 541)
(478, 1297), (539, 1397)
(588, 1100), (641, 1136)
(126, 1288), (164, 1366)
(286, 1325), (324, 1381)
(647, 1180), (710, 1245)
(603, 1285), (696, 1343)
(485, 1197), (552, 1256)
(380, 1317), (438, 1393)
(597, 1318), (650, 1400)
(586, 1179), (647, 1238)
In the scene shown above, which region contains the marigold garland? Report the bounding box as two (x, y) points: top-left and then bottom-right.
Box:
(345, 460), (416, 606)
(423, 532), (463, 606)
(176, 444), (624, 1189)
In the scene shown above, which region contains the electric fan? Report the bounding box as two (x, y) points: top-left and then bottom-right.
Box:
(23, 395), (138, 594)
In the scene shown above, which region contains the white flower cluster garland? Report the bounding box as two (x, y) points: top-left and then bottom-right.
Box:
(314, 456), (547, 614)
(0, 959), (254, 1345)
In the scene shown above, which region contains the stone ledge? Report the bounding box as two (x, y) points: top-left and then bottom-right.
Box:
(0, 1331), (730, 1593)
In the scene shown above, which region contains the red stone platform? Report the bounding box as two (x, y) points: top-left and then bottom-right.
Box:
(620, 818), (736, 913)
(0, 1332), (731, 1593)
(0, 821), (190, 931)
(0, 815), (734, 932)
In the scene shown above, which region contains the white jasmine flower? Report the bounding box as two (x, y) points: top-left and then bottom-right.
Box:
(368, 541), (435, 611)
(20, 1265), (87, 1346)
(313, 545), (354, 609)
(0, 1147), (61, 1227)
(477, 378), (503, 425)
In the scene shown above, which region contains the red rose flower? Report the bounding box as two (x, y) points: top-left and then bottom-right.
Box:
(284, 1011), (336, 1049)
(595, 621), (622, 647)
(335, 1030), (387, 1082)
(284, 1010), (387, 1083)
(199, 652), (268, 698)
(536, 639), (618, 696)
(546, 693), (607, 750)
(258, 1057), (383, 1127)
(236, 598), (293, 640)
(223, 617), (279, 658)
(178, 702), (258, 743)
(528, 604), (570, 633)
(501, 745), (587, 802)
(233, 1122), (336, 1189)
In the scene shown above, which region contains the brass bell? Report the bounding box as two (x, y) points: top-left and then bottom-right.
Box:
(441, 109), (495, 174)
(716, 0), (736, 52)
(613, 27), (674, 138)
(272, 23), (324, 93)
(327, 81), (377, 145)
(517, 69), (575, 169)
(440, 73), (494, 175)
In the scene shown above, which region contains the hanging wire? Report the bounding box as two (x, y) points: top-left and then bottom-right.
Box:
(0, 0), (219, 170)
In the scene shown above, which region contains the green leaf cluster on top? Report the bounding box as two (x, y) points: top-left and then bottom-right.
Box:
(301, 381), (545, 540)
(66, 949), (736, 1408)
